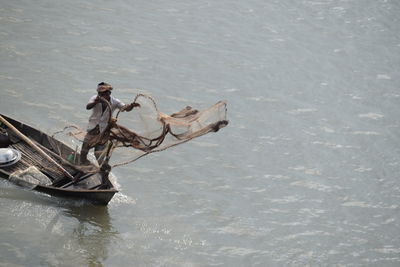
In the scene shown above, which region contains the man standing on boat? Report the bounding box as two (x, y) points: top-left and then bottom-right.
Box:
(80, 82), (140, 165)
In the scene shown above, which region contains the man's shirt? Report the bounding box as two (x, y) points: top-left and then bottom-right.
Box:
(86, 95), (124, 132)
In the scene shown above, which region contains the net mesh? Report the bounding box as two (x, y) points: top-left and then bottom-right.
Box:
(66, 94), (228, 169)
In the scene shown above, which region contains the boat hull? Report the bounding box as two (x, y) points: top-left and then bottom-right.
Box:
(35, 185), (117, 205)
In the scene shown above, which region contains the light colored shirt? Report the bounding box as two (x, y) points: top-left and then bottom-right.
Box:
(86, 95), (125, 132)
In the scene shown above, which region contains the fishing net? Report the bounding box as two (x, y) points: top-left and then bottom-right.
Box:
(9, 166), (52, 188)
(64, 94), (228, 169)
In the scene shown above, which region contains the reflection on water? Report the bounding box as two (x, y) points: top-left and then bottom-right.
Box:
(0, 181), (118, 266)
(68, 205), (118, 266)
(60, 205), (116, 267)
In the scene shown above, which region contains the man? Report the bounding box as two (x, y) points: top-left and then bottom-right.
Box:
(80, 82), (139, 165)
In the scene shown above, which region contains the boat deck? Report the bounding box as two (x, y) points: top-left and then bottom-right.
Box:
(4, 141), (74, 182)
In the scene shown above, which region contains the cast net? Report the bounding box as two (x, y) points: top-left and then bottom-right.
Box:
(65, 94), (228, 169)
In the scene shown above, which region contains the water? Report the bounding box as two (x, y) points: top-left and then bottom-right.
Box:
(1, 0), (400, 266)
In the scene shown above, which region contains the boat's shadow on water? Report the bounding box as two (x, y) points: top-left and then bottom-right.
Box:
(53, 204), (117, 266)
(0, 182), (119, 266)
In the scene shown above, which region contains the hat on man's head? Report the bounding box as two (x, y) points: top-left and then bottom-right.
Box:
(97, 82), (113, 92)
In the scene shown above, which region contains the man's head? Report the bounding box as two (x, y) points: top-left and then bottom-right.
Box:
(97, 82), (113, 92)
(97, 82), (112, 99)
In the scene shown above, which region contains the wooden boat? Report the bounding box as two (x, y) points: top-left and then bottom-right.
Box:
(0, 114), (118, 205)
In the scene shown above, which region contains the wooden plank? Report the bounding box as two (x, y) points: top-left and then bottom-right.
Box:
(0, 168), (11, 176)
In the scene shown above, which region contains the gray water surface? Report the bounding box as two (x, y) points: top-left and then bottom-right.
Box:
(1, 0), (400, 266)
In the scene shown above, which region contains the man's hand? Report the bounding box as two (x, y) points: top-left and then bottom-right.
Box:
(86, 96), (101, 110)
(132, 102), (141, 108)
(121, 102), (141, 112)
